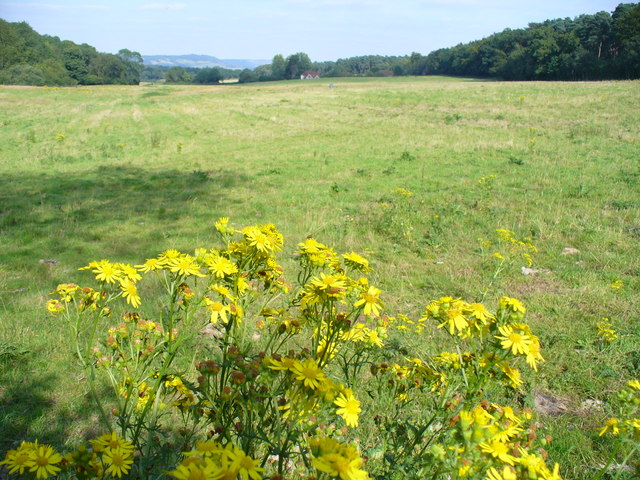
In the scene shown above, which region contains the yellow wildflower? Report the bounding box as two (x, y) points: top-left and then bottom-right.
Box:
(354, 286), (383, 317)
(342, 252), (371, 272)
(119, 279), (141, 308)
(479, 439), (515, 465)
(291, 358), (327, 390)
(25, 444), (63, 479)
(599, 418), (620, 436)
(496, 325), (532, 356)
(335, 389), (361, 427)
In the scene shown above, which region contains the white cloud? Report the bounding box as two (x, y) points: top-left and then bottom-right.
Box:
(140, 2), (187, 10)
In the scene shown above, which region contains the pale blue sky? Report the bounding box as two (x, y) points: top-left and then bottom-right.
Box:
(0, 1), (626, 61)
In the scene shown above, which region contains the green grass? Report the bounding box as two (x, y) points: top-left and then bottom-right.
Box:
(0, 77), (639, 477)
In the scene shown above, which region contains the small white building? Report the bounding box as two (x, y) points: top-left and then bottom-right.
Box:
(300, 71), (320, 80)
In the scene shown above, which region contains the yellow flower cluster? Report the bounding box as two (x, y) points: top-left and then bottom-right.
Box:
(170, 440), (263, 480)
(596, 317), (617, 342)
(267, 355), (361, 428)
(599, 379), (640, 442)
(479, 229), (537, 267)
(441, 403), (563, 480)
(0, 433), (134, 479)
(392, 187), (414, 198)
(310, 436), (371, 480)
(478, 174), (497, 185)
(0, 442), (62, 479)
(396, 297), (542, 394)
(610, 280), (624, 291)
(33, 218), (598, 479)
(49, 283), (106, 314)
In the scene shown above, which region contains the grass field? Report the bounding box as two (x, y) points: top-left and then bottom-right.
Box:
(0, 76), (639, 478)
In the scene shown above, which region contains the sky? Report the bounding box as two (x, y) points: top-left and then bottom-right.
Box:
(0, 1), (626, 62)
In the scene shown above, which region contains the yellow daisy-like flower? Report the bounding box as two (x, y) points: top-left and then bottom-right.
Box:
(366, 329), (384, 348)
(628, 379), (640, 390)
(268, 356), (297, 371)
(119, 279), (141, 309)
(215, 217), (235, 236)
(119, 263), (142, 282)
(25, 444), (63, 479)
(485, 466), (517, 480)
(243, 226), (276, 253)
(90, 432), (134, 455)
(335, 389), (361, 427)
(46, 299), (65, 314)
(499, 297), (526, 317)
(226, 443), (264, 480)
(292, 358), (327, 390)
(205, 255), (238, 278)
(102, 448), (134, 478)
(160, 249), (181, 260)
(91, 261), (123, 284)
(136, 257), (163, 273)
(169, 255), (204, 277)
(184, 440), (224, 458)
(496, 325), (532, 356)
(354, 286), (383, 317)
(342, 252), (371, 272)
(515, 448), (547, 477)
(466, 302), (494, 325)
(312, 449), (367, 480)
(169, 458), (220, 480)
(298, 238), (328, 255)
(479, 440), (515, 465)
(438, 307), (469, 336)
(0, 444), (32, 475)
(525, 338), (544, 371)
(204, 298), (230, 324)
(499, 363), (523, 389)
(598, 418), (620, 436)
(310, 273), (347, 297)
(54, 283), (79, 301)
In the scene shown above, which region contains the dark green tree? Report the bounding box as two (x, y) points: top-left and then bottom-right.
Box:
(165, 66), (191, 83)
(193, 67), (222, 84)
(284, 52), (312, 79)
(238, 69), (257, 83)
(271, 54), (286, 80)
(117, 49), (143, 84)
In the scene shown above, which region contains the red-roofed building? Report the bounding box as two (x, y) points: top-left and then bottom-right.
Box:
(300, 71), (320, 79)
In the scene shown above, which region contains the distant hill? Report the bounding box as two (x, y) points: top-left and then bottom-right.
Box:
(143, 54), (269, 70)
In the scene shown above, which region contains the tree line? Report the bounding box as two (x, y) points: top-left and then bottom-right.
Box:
(0, 19), (143, 85)
(406, 2), (640, 80)
(239, 2), (639, 83)
(1, 2), (638, 86)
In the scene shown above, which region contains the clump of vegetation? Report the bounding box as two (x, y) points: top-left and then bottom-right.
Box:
(3, 219), (637, 479)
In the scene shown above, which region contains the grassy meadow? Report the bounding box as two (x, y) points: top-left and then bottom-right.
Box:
(0, 76), (639, 478)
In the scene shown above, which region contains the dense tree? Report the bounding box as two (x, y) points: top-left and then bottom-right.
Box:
(284, 52), (312, 79)
(238, 69), (257, 83)
(165, 66), (192, 83)
(420, 2), (640, 80)
(271, 54), (286, 80)
(0, 64), (45, 85)
(118, 49), (144, 84)
(193, 67), (223, 84)
(0, 19), (143, 85)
